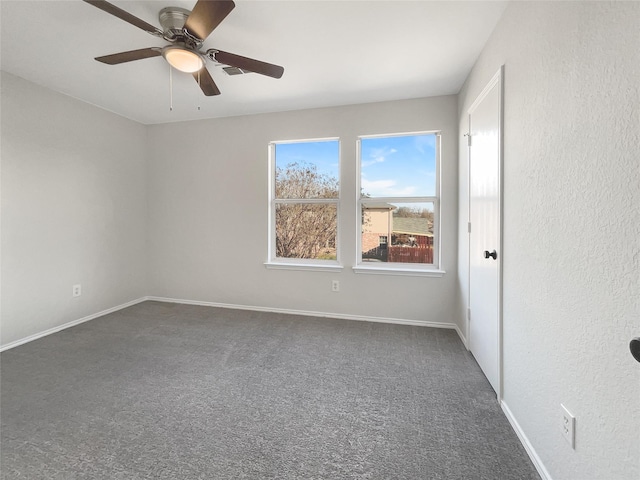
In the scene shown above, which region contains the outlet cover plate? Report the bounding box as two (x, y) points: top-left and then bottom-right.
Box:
(560, 403), (575, 449)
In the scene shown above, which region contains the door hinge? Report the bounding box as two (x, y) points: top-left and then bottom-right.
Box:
(465, 133), (472, 147)
(467, 308), (471, 321)
(468, 222), (471, 234)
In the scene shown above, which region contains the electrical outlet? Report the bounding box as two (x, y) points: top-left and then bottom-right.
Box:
(560, 404), (575, 449)
(72, 284), (82, 297)
(332, 280), (340, 292)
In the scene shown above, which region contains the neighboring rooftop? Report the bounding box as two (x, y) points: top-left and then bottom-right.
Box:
(392, 217), (433, 236)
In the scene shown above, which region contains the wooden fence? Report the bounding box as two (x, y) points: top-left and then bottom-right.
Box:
(388, 245), (433, 264)
(362, 237), (433, 264)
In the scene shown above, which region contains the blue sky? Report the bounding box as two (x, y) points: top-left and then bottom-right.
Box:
(360, 134), (436, 198)
(274, 134), (436, 197)
(274, 140), (340, 181)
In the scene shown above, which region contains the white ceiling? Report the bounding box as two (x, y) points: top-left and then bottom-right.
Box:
(1, 0), (508, 125)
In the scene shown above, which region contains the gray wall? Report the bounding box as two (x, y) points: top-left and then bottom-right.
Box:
(1, 72), (148, 346)
(147, 96), (459, 324)
(457, 2), (639, 479)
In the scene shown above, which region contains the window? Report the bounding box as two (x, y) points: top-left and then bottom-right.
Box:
(357, 132), (441, 274)
(267, 139), (341, 269)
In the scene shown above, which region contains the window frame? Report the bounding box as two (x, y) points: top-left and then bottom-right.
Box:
(354, 131), (444, 277)
(265, 137), (343, 272)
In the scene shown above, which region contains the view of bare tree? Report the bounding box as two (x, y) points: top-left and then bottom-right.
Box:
(394, 206), (434, 223)
(275, 162), (338, 259)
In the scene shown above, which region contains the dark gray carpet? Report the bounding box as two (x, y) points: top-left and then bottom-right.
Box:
(1, 301), (539, 479)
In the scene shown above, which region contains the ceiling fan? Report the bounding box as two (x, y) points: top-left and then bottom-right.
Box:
(83, 0), (284, 96)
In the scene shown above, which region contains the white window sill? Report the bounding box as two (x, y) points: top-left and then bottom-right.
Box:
(352, 265), (445, 277)
(264, 262), (344, 273)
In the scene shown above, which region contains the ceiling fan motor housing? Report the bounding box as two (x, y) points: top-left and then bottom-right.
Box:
(159, 7), (191, 38)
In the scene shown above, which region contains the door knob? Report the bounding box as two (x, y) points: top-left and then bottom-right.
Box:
(484, 250), (497, 260)
(631, 338), (640, 363)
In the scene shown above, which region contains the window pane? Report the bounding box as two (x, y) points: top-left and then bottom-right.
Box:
(276, 203), (337, 260)
(275, 141), (339, 199)
(360, 134), (436, 198)
(361, 202), (434, 264)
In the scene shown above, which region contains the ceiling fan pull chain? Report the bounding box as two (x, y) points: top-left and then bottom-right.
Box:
(197, 71), (201, 111)
(169, 65), (173, 111)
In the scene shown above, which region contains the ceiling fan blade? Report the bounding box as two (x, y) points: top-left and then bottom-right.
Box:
(184, 0), (235, 41)
(193, 67), (221, 96)
(96, 48), (162, 65)
(213, 50), (284, 79)
(83, 0), (163, 36)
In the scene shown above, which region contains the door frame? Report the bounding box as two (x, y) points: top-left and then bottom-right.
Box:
(467, 66), (504, 400)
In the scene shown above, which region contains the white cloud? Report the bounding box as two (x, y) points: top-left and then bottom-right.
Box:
(362, 156), (385, 167)
(361, 179), (417, 197)
(361, 147), (397, 168)
(362, 179), (395, 189)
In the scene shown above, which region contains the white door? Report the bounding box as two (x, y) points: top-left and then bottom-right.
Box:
(468, 68), (503, 396)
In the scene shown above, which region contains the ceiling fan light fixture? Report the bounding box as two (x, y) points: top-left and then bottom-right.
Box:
(162, 46), (204, 73)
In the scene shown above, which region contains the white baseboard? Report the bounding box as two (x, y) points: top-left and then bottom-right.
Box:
(454, 325), (468, 349)
(0, 297), (147, 352)
(146, 296), (460, 331)
(501, 400), (552, 480)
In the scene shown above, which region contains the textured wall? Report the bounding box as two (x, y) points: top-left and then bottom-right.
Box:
(147, 96), (458, 324)
(1, 72), (148, 346)
(457, 2), (640, 479)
